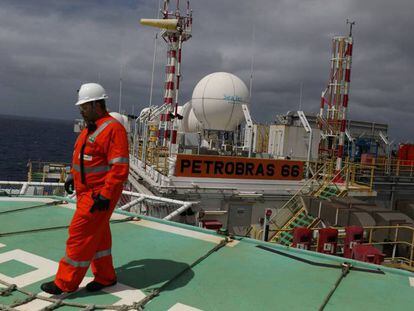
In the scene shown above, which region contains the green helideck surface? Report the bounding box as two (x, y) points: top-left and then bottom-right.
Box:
(0, 197), (413, 311)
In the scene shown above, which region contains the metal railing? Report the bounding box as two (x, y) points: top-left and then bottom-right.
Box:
(136, 144), (170, 175)
(267, 163), (327, 227)
(0, 181), (198, 221)
(362, 225), (414, 270)
(253, 224), (414, 271)
(364, 159), (414, 178)
(0, 181), (66, 196)
(269, 206), (308, 243)
(27, 160), (70, 183)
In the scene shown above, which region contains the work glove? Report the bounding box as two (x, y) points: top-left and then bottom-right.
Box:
(90, 194), (110, 213)
(64, 174), (74, 194)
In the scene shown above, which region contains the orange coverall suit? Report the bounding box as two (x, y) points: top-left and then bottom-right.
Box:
(55, 114), (129, 292)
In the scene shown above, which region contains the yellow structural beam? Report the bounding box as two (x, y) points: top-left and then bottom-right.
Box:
(140, 18), (178, 30)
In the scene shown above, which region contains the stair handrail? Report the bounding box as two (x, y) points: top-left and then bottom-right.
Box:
(268, 163), (327, 225)
(312, 161), (348, 197)
(269, 206), (307, 243)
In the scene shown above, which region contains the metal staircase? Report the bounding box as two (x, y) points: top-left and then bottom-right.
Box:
(268, 162), (348, 245)
(274, 207), (316, 245)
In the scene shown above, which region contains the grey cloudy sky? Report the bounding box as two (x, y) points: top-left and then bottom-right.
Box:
(0, 0), (413, 142)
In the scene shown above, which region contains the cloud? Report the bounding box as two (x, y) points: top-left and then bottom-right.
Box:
(0, 0), (413, 142)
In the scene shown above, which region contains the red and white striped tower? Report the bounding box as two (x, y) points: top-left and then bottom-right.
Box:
(141, 0), (192, 154)
(160, 37), (178, 146)
(336, 35), (353, 171)
(162, 0), (192, 154)
(318, 21), (354, 174)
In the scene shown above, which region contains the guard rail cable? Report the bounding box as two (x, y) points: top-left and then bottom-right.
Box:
(318, 263), (351, 311)
(0, 200), (66, 215)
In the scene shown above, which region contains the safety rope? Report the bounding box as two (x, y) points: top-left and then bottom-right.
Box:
(134, 237), (230, 309)
(0, 284), (16, 296)
(0, 200), (66, 215)
(0, 278), (127, 310)
(318, 263), (352, 311)
(0, 237), (230, 311)
(9, 294), (36, 308)
(0, 217), (136, 238)
(0, 304), (16, 311)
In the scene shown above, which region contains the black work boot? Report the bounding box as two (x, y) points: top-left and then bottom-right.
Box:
(40, 281), (63, 295)
(86, 280), (117, 292)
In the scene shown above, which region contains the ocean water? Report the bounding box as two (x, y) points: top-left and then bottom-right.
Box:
(0, 115), (77, 181)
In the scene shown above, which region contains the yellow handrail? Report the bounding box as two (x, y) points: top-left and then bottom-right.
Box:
(267, 163), (327, 225)
(269, 207), (307, 243)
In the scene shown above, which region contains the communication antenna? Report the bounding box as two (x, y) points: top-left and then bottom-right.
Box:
(140, 0), (193, 155)
(149, 0), (162, 107)
(346, 19), (355, 37)
(249, 24), (255, 101)
(318, 21), (355, 172)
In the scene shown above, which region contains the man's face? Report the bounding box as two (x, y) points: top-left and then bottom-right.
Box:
(79, 102), (97, 122)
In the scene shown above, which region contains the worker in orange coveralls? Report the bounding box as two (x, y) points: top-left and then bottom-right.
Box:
(41, 83), (129, 294)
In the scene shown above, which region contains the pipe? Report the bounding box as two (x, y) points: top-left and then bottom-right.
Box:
(306, 130), (313, 179)
(0, 181), (64, 187)
(117, 197), (145, 211)
(19, 182), (29, 195)
(121, 190), (196, 206)
(163, 202), (194, 220)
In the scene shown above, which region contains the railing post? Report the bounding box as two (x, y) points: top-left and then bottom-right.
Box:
(410, 229), (414, 268)
(19, 182), (29, 196)
(345, 162), (350, 190)
(396, 159), (400, 176)
(370, 165), (374, 191)
(27, 161), (32, 182)
(335, 208), (339, 225)
(352, 164), (356, 184)
(262, 209), (272, 242)
(392, 225), (399, 262)
(318, 201), (322, 218)
(369, 228), (373, 244)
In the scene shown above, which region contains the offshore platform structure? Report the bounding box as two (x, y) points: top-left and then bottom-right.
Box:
(318, 21), (355, 174)
(140, 0), (193, 156)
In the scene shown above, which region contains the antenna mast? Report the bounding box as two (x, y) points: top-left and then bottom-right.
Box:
(140, 0), (193, 155)
(318, 21), (355, 173)
(249, 24), (255, 101)
(347, 19), (355, 37)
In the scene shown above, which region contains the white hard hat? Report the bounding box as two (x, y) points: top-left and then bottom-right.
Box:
(76, 83), (108, 106)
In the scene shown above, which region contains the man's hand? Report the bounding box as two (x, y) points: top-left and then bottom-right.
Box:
(64, 174), (74, 194)
(90, 194), (110, 213)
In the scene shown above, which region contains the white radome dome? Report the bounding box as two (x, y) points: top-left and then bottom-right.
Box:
(191, 72), (249, 131)
(181, 101), (202, 133)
